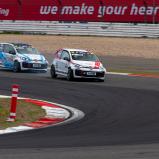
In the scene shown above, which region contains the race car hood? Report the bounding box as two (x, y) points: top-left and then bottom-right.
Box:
(21, 54), (45, 61)
(72, 60), (102, 69)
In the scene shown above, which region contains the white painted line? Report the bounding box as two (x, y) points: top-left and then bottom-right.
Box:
(0, 126), (33, 134)
(49, 102), (85, 126)
(106, 72), (130, 76)
(11, 126), (34, 131)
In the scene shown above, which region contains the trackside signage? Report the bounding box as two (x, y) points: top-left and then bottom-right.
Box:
(0, 0), (19, 19)
(0, 0), (159, 23)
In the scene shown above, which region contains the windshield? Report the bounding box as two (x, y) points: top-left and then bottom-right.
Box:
(71, 51), (99, 61)
(16, 46), (39, 55)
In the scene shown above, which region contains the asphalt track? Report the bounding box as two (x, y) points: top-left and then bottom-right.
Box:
(0, 68), (159, 158)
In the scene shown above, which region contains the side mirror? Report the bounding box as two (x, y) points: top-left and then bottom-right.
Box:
(64, 57), (70, 61)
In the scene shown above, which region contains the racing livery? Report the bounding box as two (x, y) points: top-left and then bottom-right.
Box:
(0, 43), (48, 72)
(50, 48), (106, 81)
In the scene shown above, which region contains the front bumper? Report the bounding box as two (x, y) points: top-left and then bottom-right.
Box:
(21, 62), (48, 71)
(74, 69), (105, 79)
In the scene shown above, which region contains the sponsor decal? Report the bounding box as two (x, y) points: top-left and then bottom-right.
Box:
(94, 61), (100, 69)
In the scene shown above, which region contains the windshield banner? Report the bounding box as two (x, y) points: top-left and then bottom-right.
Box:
(0, 0), (159, 23)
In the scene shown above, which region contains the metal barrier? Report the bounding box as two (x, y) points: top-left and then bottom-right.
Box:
(0, 21), (159, 38)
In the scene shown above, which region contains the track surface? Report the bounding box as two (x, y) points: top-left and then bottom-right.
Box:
(0, 67), (159, 158)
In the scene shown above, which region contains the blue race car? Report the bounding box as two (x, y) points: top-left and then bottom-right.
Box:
(0, 42), (48, 72)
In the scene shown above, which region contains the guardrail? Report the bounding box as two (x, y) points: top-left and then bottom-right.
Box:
(0, 21), (159, 38)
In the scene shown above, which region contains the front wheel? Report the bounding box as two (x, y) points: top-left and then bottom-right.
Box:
(67, 68), (74, 81)
(50, 65), (57, 78)
(13, 61), (21, 72)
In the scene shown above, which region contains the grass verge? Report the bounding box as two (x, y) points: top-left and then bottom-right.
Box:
(0, 98), (45, 129)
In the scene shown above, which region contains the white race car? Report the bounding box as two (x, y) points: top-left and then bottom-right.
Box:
(0, 42), (48, 72)
(50, 48), (106, 81)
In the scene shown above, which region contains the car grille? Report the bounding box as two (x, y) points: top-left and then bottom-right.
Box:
(22, 62), (47, 69)
(75, 70), (105, 77)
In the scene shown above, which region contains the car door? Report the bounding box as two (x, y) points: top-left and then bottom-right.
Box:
(60, 50), (70, 75)
(3, 44), (16, 69)
(54, 50), (62, 73)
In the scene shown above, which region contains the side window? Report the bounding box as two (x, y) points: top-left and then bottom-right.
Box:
(61, 50), (70, 60)
(3, 44), (16, 54)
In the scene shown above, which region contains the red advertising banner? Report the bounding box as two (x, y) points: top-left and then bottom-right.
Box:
(0, 0), (159, 23)
(0, 0), (19, 20)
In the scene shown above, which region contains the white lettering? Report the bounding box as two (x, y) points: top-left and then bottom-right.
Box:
(139, 7), (146, 15)
(147, 7), (154, 15)
(130, 3), (159, 15)
(0, 8), (9, 16)
(80, 3), (88, 14)
(154, 7), (159, 15)
(40, 6), (58, 15)
(40, 4), (94, 16)
(61, 6), (73, 14)
(88, 6), (94, 15)
(121, 6), (128, 15)
(130, 3), (138, 15)
(61, 3), (94, 15)
(106, 6), (114, 15)
(114, 6), (122, 15)
(73, 6), (80, 15)
(98, 5), (128, 17)
(51, 6), (58, 14)
(98, 6), (105, 17)
(40, 6), (51, 15)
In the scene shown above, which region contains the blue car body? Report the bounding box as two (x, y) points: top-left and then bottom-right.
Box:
(0, 43), (48, 72)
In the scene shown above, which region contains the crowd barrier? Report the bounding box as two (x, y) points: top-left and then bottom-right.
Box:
(0, 21), (159, 38)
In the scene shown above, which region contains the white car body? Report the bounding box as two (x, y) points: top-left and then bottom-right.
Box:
(0, 42), (48, 72)
(50, 48), (106, 81)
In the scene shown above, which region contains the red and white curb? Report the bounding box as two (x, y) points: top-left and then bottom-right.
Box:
(0, 95), (84, 135)
(106, 72), (159, 79)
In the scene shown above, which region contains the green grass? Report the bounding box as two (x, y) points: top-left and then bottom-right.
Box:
(0, 98), (45, 129)
(0, 31), (22, 35)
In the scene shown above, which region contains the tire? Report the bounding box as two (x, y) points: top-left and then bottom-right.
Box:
(13, 61), (21, 72)
(50, 65), (57, 78)
(67, 68), (74, 81)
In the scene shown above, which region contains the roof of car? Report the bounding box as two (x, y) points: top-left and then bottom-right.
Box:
(11, 43), (32, 47)
(63, 48), (88, 52)
(0, 42), (31, 47)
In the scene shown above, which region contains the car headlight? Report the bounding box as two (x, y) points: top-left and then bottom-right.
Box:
(74, 64), (81, 69)
(100, 65), (104, 70)
(100, 66), (106, 72)
(44, 59), (48, 64)
(20, 57), (29, 61)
